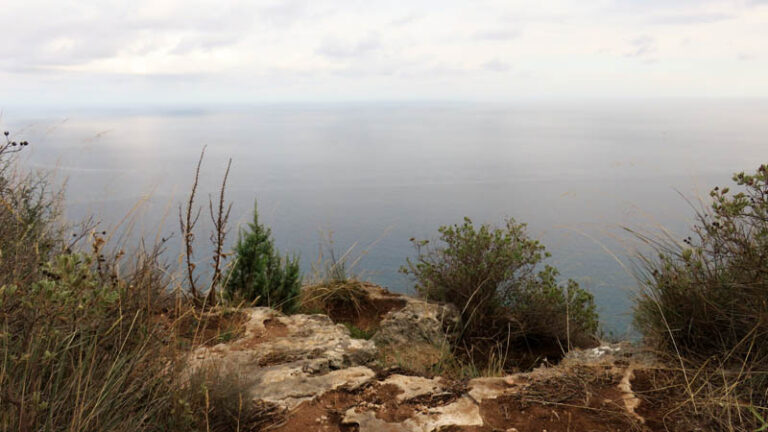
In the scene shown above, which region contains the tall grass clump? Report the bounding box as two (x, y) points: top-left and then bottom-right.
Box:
(0, 250), (175, 431)
(0, 134), (278, 431)
(631, 164), (768, 430)
(0, 134), (61, 287)
(0, 133), (174, 431)
(224, 202), (301, 312)
(633, 164), (768, 362)
(299, 234), (371, 317)
(402, 217), (598, 369)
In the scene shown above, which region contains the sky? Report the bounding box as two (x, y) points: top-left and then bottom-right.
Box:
(1, 0), (767, 106)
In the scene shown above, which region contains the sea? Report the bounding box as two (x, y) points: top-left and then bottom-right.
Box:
(4, 99), (767, 335)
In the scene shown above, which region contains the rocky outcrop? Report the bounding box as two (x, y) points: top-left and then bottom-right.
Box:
(372, 300), (459, 348)
(190, 308), (378, 409)
(271, 343), (651, 432)
(190, 287), (655, 431)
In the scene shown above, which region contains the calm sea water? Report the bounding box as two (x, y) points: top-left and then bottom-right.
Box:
(5, 100), (768, 335)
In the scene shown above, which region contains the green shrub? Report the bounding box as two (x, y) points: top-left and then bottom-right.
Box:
(0, 136), (179, 431)
(0, 135), (63, 287)
(402, 217), (598, 367)
(0, 134), (287, 431)
(0, 249), (178, 431)
(224, 203), (301, 312)
(343, 323), (375, 340)
(631, 164), (768, 431)
(633, 164), (768, 364)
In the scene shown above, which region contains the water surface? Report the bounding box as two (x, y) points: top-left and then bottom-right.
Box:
(5, 100), (768, 335)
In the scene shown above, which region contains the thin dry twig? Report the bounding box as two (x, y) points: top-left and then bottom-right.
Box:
(207, 158), (233, 307)
(179, 146), (206, 302)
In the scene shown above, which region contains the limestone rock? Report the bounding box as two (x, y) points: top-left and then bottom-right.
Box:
(372, 300), (459, 348)
(186, 290), (658, 432)
(341, 396), (484, 432)
(190, 307), (377, 409)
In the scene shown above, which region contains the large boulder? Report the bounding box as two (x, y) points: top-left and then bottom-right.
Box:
(372, 300), (460, 348)
(190, 308), (378, 409)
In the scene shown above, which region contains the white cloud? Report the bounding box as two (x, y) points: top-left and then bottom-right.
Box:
(1, 0), (767, 104)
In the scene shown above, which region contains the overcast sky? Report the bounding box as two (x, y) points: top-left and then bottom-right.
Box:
(2, 0), (767, 106)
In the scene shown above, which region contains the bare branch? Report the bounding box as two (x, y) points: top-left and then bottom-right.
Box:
(179, 146), (206, 302)
(206, 158), (233, 307)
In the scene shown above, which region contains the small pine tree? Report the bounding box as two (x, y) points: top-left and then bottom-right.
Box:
(224, 203), (301, 312)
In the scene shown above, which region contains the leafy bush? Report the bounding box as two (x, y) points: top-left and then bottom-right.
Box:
(402, 217), (598, 367)
(224, 203), (301, 312)
(633, 164), (768, 364)
(0, 134), (62, 287)
(0, 252), (177, 432)
(631, 164), (768, 431)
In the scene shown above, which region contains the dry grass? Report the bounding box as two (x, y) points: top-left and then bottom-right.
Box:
(299, 234), (372, 315)
(182, 365), (284, 432)
(628, 164), (768, 431)
(0, 135), (276, 431)
(299, 279), (369, 315)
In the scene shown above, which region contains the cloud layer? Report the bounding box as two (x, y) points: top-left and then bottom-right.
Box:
(2, 0), (767, 104)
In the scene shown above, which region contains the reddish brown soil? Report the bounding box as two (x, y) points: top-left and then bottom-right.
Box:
(170, 310), (248, 346)
(479, 393), (636, 432)
(630, 368), (711, 432)
(238, 317), (290, 350)
(268, 365), (712, 432)
(270, 378), (461, 432)
(324, 288), (407, 332)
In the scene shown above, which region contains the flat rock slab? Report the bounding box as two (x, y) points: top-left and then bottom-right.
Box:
(342, 396), (484, 432)
(188, 302), (655, 431)
(190, 308), (378, 409)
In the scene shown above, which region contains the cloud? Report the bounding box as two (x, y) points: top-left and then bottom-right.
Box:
(316, 33), (381, 59)
(2, 0), (768, 103)
(170, 35), (241, 55)
(482, 59), (511, 72)
(473, 29), (521, 41)
(648, 13), (733, 25)
(625, 36), (655, 58)
(258, 0), (316, 27)
(389, 13), (422, 27)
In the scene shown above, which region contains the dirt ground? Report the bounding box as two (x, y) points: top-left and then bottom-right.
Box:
(322, 285), (407, 332)
(267, 363), (705, 432)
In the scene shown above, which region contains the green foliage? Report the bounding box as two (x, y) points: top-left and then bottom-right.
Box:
(402, 217), (598, 365)
(631, 164), (768, 432)
(0, 137), (63, 286)
(224, 203), (301, 312)
(0, 251), (174, 431)
(343, 323), (375, 340)
(634, 164), (768, 364)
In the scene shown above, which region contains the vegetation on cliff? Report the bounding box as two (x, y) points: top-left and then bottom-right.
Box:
(1, 126), (767, 431)
(402, 217), (598, 370)
(0, 136), (273, 431)
(224, 202), (302, 312)
(630, 164), (768, 431)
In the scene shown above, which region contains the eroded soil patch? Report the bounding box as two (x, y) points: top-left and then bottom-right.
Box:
(324, 290), (407, 332)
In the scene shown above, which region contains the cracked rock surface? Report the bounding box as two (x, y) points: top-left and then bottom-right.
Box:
(190, 308), (378, 409)
(190, 291), (658, 431)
